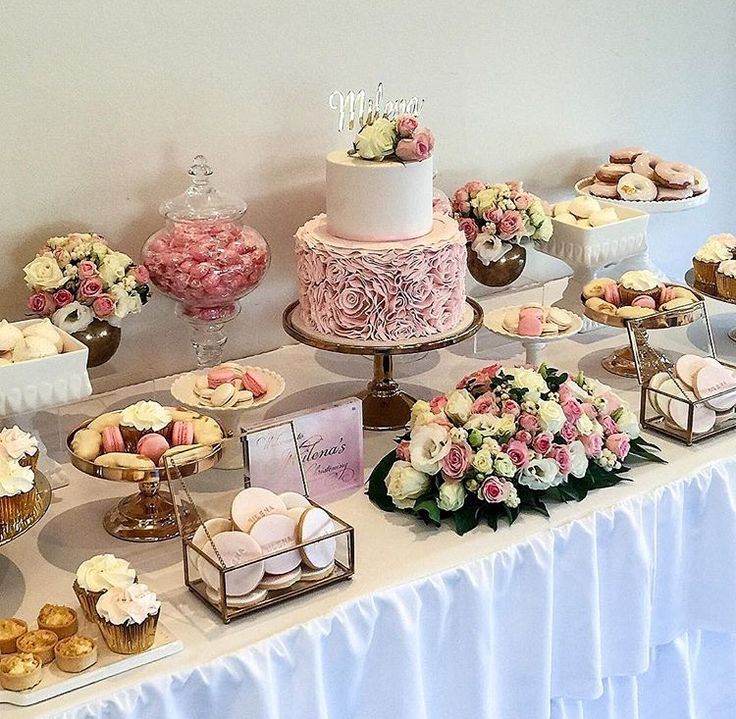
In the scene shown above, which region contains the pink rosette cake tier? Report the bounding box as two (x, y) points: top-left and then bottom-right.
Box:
(295, 214), (467, 342)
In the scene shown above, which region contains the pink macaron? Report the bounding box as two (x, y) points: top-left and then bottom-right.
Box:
(603, 283), (621, 306)
(631, 294), (657, 310)
(242, 371), (267, 398)
(171, 420), (194, 446)
(517, 307), (544, 337)
(101, 425), (125, 453)
(136, 433), (170, 464)
(207, 367), (238, 389)
(658, 286), (677, 304)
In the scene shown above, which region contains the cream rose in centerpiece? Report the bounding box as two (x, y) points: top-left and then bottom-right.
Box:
(409, 424), (451, 475)
(385, 461), (431, 509)
(23, 256), (68, 291)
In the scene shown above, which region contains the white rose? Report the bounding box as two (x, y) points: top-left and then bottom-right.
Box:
(449, 427), (468, 443)
(481, 437), (501, 454)
(507, 367), (549, 395)
(537, 399), (566, 434)
(576, 414), (596, 436)
(464, 413), (503, 437)
(519, 458), (562, 490)
(99, 252), (133, 287)
(496, 414), (517, 437)
(23, 256), (68, 291)
(472, 447), (494, 474)
(409, 424), (451, 475)
(445, 389), (474, 424)
(436, 482), (466, 512)
(568, 440), (589, 478)
(354, 117), (397, 161)
(385, 460), (431, 509)
(493, 452), (515, 478)
(615, 408), (641, 439)
(409, 400), (433, 429)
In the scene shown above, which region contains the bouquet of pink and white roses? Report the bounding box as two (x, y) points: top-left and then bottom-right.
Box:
(350, 114), (435, 163)
(23, 233), (151, 334)
(451, 181), (553, 266)
(368, 363), (663, 534)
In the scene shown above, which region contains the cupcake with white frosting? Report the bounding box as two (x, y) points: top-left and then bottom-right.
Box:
(119, 401), (173, 449)
(0, 456), (36, 534)
(693, 239), (733, 288)
(95, 583), (161, 654)
(716, 259), (736, 300)
(0, 426), (40, 469)
(618, 270), (663, 305)
(73, 554), (137, 622)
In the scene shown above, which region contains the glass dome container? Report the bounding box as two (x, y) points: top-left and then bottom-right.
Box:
(142, 155), (270, 367)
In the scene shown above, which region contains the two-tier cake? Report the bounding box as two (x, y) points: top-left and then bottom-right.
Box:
(295, 116), (467, 343)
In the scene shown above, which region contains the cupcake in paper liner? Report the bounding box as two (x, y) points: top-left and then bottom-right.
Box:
(95, 583), (161, 654)
(693, 239), (732, 288)
(716, 260), (736, 301)
(0, 457), (37, 536)
(0, 426), (40, 470)
(73, 554), (137, 623)
(617, 270), (663, 306)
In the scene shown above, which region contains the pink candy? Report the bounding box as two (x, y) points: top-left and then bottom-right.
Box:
(142, 220), (270, 311)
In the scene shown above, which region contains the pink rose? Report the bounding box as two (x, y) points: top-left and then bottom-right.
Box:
(92, 294), (116, 318)
(513, 192), (532, 211)
(486, 208), (503, 224)
(580, 432), (603, 458)
(547, 445), (572, 475)
(558, 384), (574, 404)
(581, 402), (597, 419)
(599, 415), (618, 436)
(497, 210), (525, 240)
(396, 114), (419, 138)
(429, 394), (448, 414)
(532, 432), (553, 455)
(457, 200), (471, 214)
(453, 188), (470, 204)
(465, 181), (486, 199)
(506, 180), (523, 193)
(606, 433), (630, 459)
(77, 260), (98, 280)
(441, 440), (473, 482)
(456, 364), (501, 389)
(396, 440), (411, 462)
(599, 391), (622, 415)
(396, 132), (432, 162)
(505, 439), (529, 469)
(478, 477), (512, 504)
(414, 128), (434, 153)
(134, 265), (150, 284)
(78, 276), (104, 299)
(457, 217), (479, 243)
(515, 429), (533, 445)
(27, 291), (56, 316)
(53, 289), (74, 308)
(501, 399), (520, 417)
(518, 413), (540, 433)
(471, 391), (499, 416)
(562, 400), (583, 423)
(560, 422), (578, 443)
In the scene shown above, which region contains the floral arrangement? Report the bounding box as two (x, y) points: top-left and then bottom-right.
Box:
(23, 233), (151, 334)
(350, 114), (435, 162)
(368, 363), (663, 535)
(451, 181), (553, 265)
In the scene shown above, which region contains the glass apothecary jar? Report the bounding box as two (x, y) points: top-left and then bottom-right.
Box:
(142, 155), (270, 367)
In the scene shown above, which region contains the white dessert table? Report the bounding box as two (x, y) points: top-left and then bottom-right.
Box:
(3, 299), (736, 719)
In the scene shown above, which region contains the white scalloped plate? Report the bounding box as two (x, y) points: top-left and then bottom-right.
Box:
(485, 306), (584, 342)
(575, 177), (710, 213)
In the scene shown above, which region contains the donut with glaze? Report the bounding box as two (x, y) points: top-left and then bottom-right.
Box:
(631, 152), (662, 180)
(657, 186), (693, 201)
(617, 173), (657, 201)
(654, 161), (695, 189)
(595, 163), (632, 183)
(585, 182), (619, 199)
(609, 147), (647, 164)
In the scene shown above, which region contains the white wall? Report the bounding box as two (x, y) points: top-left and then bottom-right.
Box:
(1, 1), (734, 386)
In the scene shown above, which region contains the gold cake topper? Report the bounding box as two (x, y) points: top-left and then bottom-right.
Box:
(328, 82), (424, 132)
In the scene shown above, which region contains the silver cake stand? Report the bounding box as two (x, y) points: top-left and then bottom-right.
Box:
(282, 299), (483, 431)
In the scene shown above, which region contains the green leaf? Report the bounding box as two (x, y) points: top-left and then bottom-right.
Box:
(366, 450), (399, 512)
(453, 502), (480, 535)
(414, 498), (441, 526)
(628, 439), (667, 465)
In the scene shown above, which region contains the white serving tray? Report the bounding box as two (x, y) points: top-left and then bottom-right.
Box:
(0, 319), (92, 416)
(0, 619), (182, 707)
(575, 177), (710, 213)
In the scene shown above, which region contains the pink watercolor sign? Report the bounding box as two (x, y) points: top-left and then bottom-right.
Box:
(244, 399), (364, 501)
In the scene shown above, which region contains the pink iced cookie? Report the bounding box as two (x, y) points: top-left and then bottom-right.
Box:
(101, 426), (125, 454)
(207, 367), (238, 389)
(603, 283), (621, 306)
(136, 433), (170, 464)
(171, 420), (194, 446)
(631, 295), (657, 310)
(517, 307), (544, 337)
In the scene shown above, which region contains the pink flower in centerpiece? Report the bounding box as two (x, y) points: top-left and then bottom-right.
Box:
(560, 421), (578, 443)
(513, 192), (532, 211)
(429, 394), (448, 414)
(27, 291), (56, 316)
(396, 114), (419, 138)
(78, 277), (104, 300)
(52, 289), (74, 308)
(580, 432), (603, 458)
(485, 208), (504, 224)
(396, 440), (411, 462)
(519, 413), (540, 433)
(558, 384), (574, 404)
(606, 433), (630, 459)
(515, 429), (533, 445)
(441, 440), (473, 482)
(77, 260), (98, 280)
(581, 402), (597, 419)
(53, 248), (72, 266)
(453, 188), (470, 204)
(457, 364), (501, 389)
(497, 210), (525, 240)
(505, 439), (529, 469)
(599, 415), (619, 436)
(599, 391), (623, 415)
(472, 391), (499, 416)
(501, 399), (520, 417)
(562, 400), (583, 423)
(532, 432), (553, 455)
(92, 294), (116, 318)
(457, 217), (479, 243)
(478, 477), (512, 504)
(465, 181), (486, 199)
(547, 445), (572, 475)
(134, 265), (150, 284)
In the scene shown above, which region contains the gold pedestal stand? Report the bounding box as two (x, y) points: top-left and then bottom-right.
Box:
(282, 299), (483, 431)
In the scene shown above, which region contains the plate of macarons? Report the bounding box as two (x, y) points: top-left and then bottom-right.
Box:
(486, 304), (583, 341)
(581, 271), (704, 329)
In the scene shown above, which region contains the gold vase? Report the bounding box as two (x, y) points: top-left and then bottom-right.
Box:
(467, 242), (527, 287)
(73, 319), (122, 368)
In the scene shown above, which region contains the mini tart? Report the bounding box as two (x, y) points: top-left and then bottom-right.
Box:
(0, 653), (43, 692)
(37, 603), (78, 639)
(0, 618), (27, 654)
(16, 629), (58, 665)
(54, 635), (98, 673)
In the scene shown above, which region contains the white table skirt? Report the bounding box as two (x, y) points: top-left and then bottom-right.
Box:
(2, 305), (735, 719)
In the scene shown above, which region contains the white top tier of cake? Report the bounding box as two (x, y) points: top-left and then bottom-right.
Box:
(325, 151), (433, 242)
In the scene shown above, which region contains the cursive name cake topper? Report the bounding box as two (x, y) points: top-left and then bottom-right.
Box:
(329, 82), (424, 132)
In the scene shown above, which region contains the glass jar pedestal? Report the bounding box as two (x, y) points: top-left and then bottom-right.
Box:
(175, 303), (240, 368)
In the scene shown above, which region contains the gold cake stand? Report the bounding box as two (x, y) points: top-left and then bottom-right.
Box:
(685, 269), (736, 342)
(0, 471), (52, 546)
(283, 299), (483, 431)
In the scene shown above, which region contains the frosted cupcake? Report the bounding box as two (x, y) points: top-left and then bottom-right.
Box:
(0, 426), (39, 469)
(95, 583), (160, 654)
(716, 260), (736, 300)
(0, 457), (36, 534)
(692, 239), (732, 288)
(73, 554), (137, 622)
(119, 401), (173, 450)
(618, 270), (663, 305)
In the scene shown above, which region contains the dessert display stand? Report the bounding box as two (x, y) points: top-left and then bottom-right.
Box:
(483, 307), (583, 366)
(282, 299), (483, 431)
(0, 470), (52, 547)
(685, 269), (736, 343)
